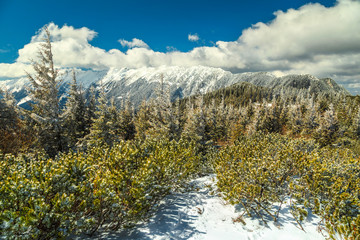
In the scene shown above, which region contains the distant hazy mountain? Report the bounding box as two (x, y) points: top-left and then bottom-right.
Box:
(0, 66), (349, 108)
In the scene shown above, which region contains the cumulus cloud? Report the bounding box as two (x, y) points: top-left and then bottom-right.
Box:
(0, 63), (33, 78)
(188, 33), (199, 42)
(119, 38), (149, 49)
(2, 0), (360, 93)
(31, 23), (97, 43)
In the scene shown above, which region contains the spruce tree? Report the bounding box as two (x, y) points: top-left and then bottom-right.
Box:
(86, 87), (120, 146)
(146, 77), (179, 140)
(247, 103), (265, 135)
(206, 98), (227, 142)
(84, 85), (97, 135)
(26, 27), (64, 157)
(229, 106), (249, 141)
(0, 89), (26, 154)
(315, 103), (339, 147)
(118, 99), (135, 140)
(134, 100), (152, 140)
(288, 104), (304, 135)
(352, 108), (360, 140)
(182, 97), (207, 144)
(303, 97), (319, 135)
(62, 70), (86, 148)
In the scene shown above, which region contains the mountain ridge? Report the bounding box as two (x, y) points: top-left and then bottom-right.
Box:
(0, 66), (349, 108)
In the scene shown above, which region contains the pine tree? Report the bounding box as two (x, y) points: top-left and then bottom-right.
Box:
(303, 97), (319, 136)
(0, 89), (26, 154)
(0, 89), (18, 128)
(315, 103), (339, 147)
(352, 108), (360, 140)
(62, 70), (87, 148)
(336, 97), (352, 138)
(134, 100), (152, 140)
(117, 99), (135, 140)
(258, 99), (282, 134)
(182, 97), (207, 144)
(26, 27), (64, 157)
(208, 98), (228, 142)
(247, 103), (266, 135)
(146, 77), (179, 140)
(288, 104), (304, 136)
(229, 105), (249, 141)
(86, 87), (120, 146)
(84, 85), (97, 135)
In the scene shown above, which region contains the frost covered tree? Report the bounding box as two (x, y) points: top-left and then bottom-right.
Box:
(84, 85), (97, 135)
(206, 98), (227, 142)
(182, 97), (208, 144)
(247, 103), (266, 135)
(303, 98), (319, 135)
(257, 100), (283, 134)
(85, 87), (120, 146)
(146, 77), (179, 140)
(352, 108), (360, 140)
(229, 105), (250, 141)
(62, 70), (87, 148)
(134, 100), (152, 140)
(0, 89), (30, 154)
(314, 103), (339, 146)
(0, 89), (18, 128)
(26, 27), (64, 157)
(117, 99), (135, 140)
(288, 104), (304, 135)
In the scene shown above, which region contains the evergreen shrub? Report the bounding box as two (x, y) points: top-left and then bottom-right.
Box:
(0, 139), (200, 239)
(215, 133), (360, 239)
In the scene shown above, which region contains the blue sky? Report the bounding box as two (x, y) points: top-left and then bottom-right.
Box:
(0, 0), (336, 63)
(0, 0), (360, 93)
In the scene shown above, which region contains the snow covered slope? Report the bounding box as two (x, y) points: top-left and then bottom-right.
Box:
(75, 175), (328, 240)
(0, 66), (349, 108)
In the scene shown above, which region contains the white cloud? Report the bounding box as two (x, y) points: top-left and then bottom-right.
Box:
(32, 23), (97, 43)
(188, 33), (199, 42)
(0, 63), (33, 78)
(2, 0), (360, 93)
(119, 38), (149, 49)
(166, 46), (177, 52)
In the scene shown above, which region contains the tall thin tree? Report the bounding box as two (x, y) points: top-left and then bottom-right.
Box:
(26, 26), (63, 157)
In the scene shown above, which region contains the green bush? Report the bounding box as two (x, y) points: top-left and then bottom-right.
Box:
(292, 147), (360, 240)
(215, 133), (360, 239)
(215, 133), (312, 222)
(0, 139), (200, 239)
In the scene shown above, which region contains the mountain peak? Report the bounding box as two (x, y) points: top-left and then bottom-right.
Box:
(0, 66), (349, 108)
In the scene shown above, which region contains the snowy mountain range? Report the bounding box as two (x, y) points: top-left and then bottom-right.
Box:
(0, 66), (349, 108)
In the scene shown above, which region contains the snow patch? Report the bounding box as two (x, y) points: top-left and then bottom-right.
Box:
(77, 175), (327, 240)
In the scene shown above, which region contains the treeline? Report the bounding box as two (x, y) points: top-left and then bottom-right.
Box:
(2, 73), (360, 157)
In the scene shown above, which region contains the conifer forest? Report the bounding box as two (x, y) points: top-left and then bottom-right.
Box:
(1, 29), (360, 240)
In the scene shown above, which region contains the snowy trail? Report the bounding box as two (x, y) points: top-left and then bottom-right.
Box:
(79, 175), (328, 240)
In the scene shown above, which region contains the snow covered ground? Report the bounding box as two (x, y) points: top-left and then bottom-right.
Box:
(78, 175), (328, 240)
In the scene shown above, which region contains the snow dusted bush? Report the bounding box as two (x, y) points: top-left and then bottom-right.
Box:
(0, 139), (200, 239)
(292, 147), (360, 240)
(215, 133), (310, 223)
(215, 133), (360, 239)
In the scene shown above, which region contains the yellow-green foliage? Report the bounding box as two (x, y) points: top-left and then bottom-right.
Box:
(215, 133), (311, 222)
(0, 139), (200, 239)
(293, 147), (360, 240)
(215, 133), (360, 239)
